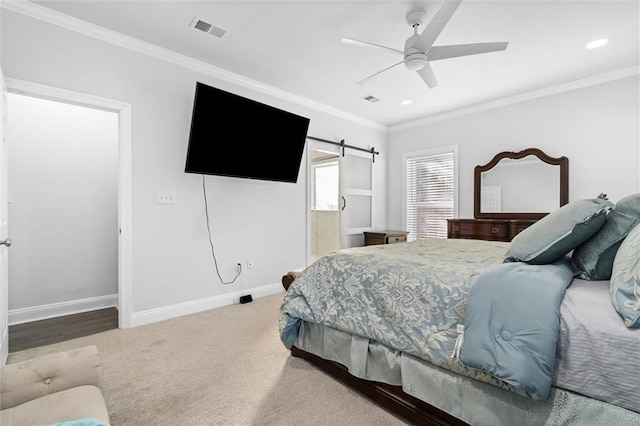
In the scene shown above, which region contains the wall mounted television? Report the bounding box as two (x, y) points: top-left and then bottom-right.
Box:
(185, 82), (311, 183)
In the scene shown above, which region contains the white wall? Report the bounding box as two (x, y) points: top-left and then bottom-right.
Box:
(0, 6), (3, 69)
(1, 10), (388, 316)
(7, 93), (118, 310)
(387, 76), (639, 229)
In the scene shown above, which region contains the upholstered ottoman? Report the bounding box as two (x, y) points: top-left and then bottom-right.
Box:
(1, 345), (110, 425)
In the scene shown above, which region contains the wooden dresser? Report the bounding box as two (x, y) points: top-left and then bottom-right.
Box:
(363, 230), (409, 246)
(447, 219), (536, 242)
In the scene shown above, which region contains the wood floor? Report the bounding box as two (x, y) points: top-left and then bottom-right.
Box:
(8, 308), (118, 353)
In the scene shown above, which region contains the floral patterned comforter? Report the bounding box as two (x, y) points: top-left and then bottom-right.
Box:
(278, 238), (510, 372)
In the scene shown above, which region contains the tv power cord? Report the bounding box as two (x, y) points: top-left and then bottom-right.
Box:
(202, 174), (241, 285)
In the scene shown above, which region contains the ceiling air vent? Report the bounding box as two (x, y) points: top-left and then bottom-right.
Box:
(362, 95), (381, 103)
(191, 17), (226, 39)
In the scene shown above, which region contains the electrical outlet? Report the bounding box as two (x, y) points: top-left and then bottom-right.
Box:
(156, 191), (176, 205)
(247, 260), (254, 269)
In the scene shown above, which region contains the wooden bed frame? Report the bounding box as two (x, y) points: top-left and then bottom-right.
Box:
(282, 271), (468, 426)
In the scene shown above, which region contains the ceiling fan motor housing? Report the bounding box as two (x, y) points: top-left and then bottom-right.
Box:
(404, 34), (427, 71)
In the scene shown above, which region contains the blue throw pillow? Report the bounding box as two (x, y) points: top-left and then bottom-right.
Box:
(610, 223), (640, 328)
(504, 194), (614, 265)
(572, 193), (640, 280)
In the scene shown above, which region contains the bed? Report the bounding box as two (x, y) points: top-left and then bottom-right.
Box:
(277, 193), (640, 425)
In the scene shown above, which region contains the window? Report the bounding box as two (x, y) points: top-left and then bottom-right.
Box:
(312, 160), (339, 211)
(405, 146), (457, 240)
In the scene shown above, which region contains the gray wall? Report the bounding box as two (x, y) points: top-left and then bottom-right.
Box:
(7, 93), (118, 310)
(1, 10), (388, 316)
(386, 76), (640, 229)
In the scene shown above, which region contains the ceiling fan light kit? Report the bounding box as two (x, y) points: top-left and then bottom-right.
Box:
(342, 0), (509, 89)
(404, 48), (427, 71)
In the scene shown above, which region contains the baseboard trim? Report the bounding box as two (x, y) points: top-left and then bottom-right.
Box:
(8, 294), (118, 326)
(130, 283), (284, 328)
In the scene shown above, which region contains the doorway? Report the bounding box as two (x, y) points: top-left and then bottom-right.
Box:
(309, 148), (340, 263)
(2, 80), (132, 355)
(6, 93), (118, 350)
(307, 139), (375, 263)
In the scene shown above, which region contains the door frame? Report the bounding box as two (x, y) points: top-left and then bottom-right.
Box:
(6, 78), (133, 329)
(1, 69), (9, 363)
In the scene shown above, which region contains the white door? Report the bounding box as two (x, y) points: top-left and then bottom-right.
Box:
(339, 149), (373, 248)
(0, 68), (10, 364)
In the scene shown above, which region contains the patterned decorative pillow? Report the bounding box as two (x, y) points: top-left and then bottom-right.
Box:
(610, 223), (640, 328)
(572, 193), (640, 280)
(504, 194), (614, 265)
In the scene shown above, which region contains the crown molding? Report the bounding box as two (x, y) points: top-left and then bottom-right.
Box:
(390, 65), (640, 132)
(1, 0), (388, 132)
(5, 0), (636, 135)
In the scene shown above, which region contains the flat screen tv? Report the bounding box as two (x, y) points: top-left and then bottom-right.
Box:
(185, 82), (310, 183)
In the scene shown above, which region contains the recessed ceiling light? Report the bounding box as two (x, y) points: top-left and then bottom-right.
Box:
(401, 100), (413, 105)
(586, 39), (608, 49)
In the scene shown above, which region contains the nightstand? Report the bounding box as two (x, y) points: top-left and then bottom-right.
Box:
(363, 230), (409, 246)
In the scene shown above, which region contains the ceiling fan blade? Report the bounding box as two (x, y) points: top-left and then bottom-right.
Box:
(417, 62), (439, 88)
(428, 42), (509, 61)
(417, 0), (463, 52)
(356, 60), (404, 86)
(341, 38), (404, 56)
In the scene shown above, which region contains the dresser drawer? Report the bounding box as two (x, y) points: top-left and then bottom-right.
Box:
(386, 234), (407, 244)
(364, 231), (409, 246)
(448, 219), (509, 241)
(448, 219), (537, 242)
(508, 221), (536, 240)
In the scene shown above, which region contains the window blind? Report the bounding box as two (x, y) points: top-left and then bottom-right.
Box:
(406, 151), (455, 240)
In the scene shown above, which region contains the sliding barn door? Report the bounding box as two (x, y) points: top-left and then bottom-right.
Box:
(339, 149), (373, 248)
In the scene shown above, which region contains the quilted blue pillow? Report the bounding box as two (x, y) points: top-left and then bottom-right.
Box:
(504, 195), (614, 265)
(572, 193), (640, 280)
(610, 223), (640, 328)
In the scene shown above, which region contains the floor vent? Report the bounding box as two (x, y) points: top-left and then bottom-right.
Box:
(191, 18), (226, 39)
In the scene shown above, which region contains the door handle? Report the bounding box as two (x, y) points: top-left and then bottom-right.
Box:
(341, 196), (346, 211)
(0, 238), (11, 247)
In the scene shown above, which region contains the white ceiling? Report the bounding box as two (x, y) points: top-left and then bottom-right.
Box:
(28, 0), (640, 128)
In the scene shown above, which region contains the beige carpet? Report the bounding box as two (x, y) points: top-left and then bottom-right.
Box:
(8, 293), (409, 426)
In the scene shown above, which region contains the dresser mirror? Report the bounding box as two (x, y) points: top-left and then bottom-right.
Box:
(474, 148), (569, 219)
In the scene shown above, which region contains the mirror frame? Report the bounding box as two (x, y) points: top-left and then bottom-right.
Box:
(474, 148), (569, 220)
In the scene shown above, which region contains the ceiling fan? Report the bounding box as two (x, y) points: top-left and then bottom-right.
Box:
(341, 0), (509, 89)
